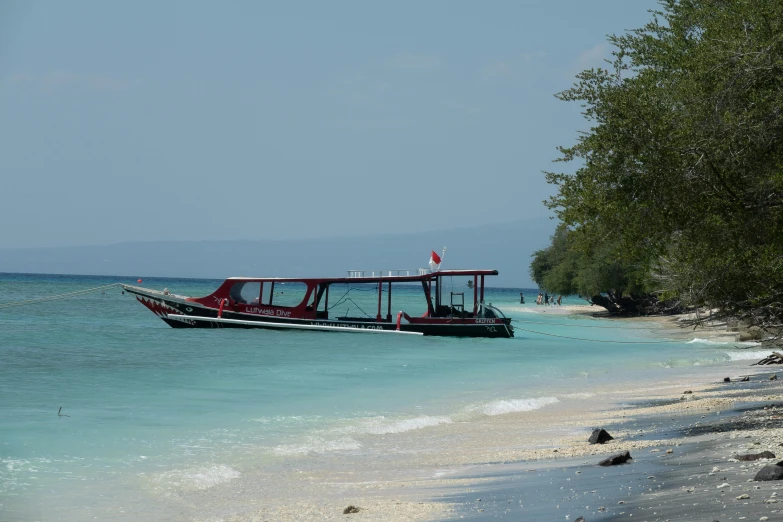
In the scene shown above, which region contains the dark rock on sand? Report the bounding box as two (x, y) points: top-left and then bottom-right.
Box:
(754, 461), (783, 481)
(575, 517), (586, 522)
(724, 377), (731, 382)
(741, 376), (750, 381)
(736, 451), (776, 461)
(343, 505), (360, 514)
(598, 451), (632, 466)
(771, 374), (778, 381)
(683, 390), (693, 394)
(588, 428), (614, 444)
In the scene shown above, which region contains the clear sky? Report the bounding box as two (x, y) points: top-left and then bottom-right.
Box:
(0, 0), (655, 249)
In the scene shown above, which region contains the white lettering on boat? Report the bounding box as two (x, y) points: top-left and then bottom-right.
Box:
(244, 307), (292, 317)
(475, 318), (497, 324)
(310, 322), (383, 330)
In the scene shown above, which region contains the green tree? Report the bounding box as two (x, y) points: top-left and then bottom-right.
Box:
(540, 0), (783, 325)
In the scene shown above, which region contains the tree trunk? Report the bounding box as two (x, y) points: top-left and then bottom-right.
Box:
(589, 293), (679, 316)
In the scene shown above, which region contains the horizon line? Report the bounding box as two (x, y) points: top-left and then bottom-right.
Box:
(0, 271), (539, 291)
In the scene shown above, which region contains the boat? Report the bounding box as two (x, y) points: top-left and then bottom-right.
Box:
(122, 268), (513, 338)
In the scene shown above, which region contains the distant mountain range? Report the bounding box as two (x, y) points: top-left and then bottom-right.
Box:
(0, 218), (556, 287)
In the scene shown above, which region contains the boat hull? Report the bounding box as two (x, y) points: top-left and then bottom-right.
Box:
(124, 286), (514, 338)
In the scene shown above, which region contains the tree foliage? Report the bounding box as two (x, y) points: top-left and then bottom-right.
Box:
(537, 0), (783, 323)
(530, 224), (658, 313)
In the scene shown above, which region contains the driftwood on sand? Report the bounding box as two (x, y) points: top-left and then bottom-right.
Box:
(752, 352), (783, 366)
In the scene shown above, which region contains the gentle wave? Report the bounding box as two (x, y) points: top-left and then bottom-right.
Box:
(725, 350), (775, 362)
(561, 392), (595, 399)
(269, 416), (452, 456)
(249, 415), (322, 426)
(476, 397), (560, 416)
(151, 464), (240, 492)
(4, 459), (30, 471)
(350, 415), (453, 435)
(272, 436), (361, 456)
(270, 402), (557, 457)
(687, 337), (759, 346)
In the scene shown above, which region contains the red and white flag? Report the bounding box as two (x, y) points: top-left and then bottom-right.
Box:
(428, 250), (442, 272)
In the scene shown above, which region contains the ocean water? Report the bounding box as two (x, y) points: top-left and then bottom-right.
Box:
(0, 273), (767, 521)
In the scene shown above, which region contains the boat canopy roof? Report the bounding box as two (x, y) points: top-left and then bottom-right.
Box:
(226, 269), (499, 284)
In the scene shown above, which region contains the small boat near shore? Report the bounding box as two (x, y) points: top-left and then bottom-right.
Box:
(122, 268), (514, 338)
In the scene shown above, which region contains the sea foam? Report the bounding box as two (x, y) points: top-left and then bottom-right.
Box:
(272, 437), (362, 456)
(561, 392), (595, 399)
(725, 350), (776, 362)
(687, 338), (759, 346)
(152, 464), (240, 492)
(352, 415), (453, 435)
(270, 415), (453, 456)
(477, 396), (560, 416)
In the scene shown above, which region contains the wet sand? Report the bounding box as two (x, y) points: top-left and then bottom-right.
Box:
(428, 310), (783, 521)
(433, 376), (783, 521)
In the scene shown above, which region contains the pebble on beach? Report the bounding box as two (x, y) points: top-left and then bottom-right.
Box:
(588, 428), (614, 444)
(598, 451), (632, 466)
(737, 451), (776, 461)
(754, 462), (783, 481)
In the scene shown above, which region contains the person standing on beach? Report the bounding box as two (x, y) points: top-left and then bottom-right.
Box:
(557, 295), (562, 306)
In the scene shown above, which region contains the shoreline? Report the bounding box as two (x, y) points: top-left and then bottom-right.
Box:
(221, 308), (783, 522)
(435, 375), (783, 521)
(223, 367), (783, 522)
(536, 302), (778, 346)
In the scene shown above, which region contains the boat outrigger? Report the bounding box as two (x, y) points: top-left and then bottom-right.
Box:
(122, 269), (513, 338)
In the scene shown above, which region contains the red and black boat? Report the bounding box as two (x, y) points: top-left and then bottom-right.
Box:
(122, 268), (513, 338)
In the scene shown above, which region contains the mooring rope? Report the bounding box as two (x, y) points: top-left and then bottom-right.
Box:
(0, 283), (124, 310)
(512, 325), (682, 344)
(512, 318), (660, 330)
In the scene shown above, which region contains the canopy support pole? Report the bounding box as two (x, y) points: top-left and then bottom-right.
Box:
(376, 278), (383, 321)
(473, 275), (478, 314)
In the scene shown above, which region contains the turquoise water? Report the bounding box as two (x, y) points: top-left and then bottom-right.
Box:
(0, 273), (768, 521)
